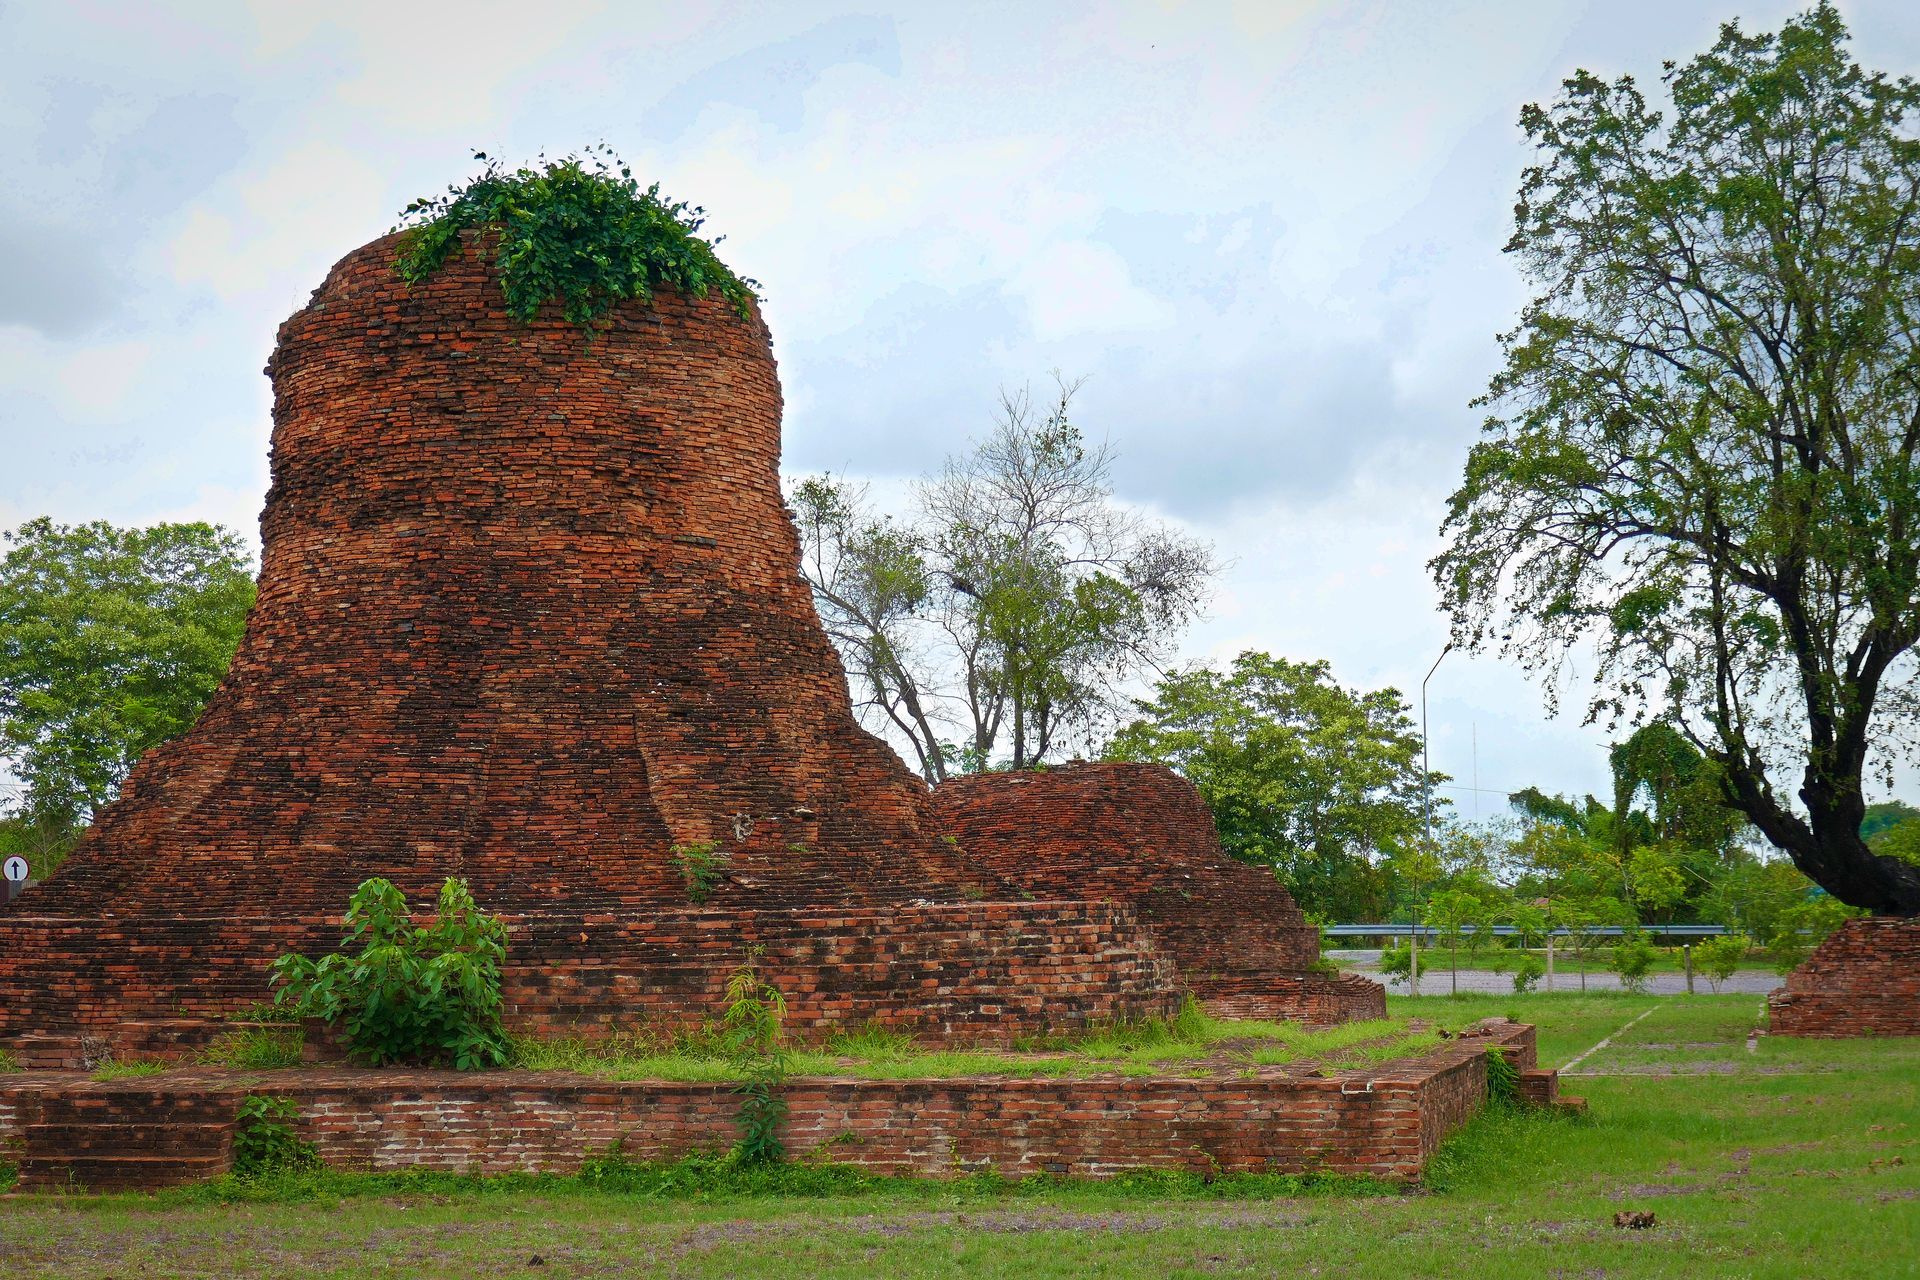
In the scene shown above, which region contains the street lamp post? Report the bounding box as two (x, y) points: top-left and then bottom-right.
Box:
(1421, 641), (1451, 851)
(1413, 642), (1452, 999)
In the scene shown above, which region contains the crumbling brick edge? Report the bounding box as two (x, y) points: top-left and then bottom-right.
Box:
(1767, 916), (1920, 1039)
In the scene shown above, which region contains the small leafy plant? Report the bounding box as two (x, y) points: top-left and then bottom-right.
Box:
(1607, 935), (1659, 994)
(721, 960), (789, 1164)
(272, 877), (509, 1069)
(1376, 941), (1414, 986)
(673, 841), (729, 904)
(1694, 933), (1751, 993)
(1484, 1046), (1520, 1104)
(232, 1096), (319, 1177)
(0, 1048), (19, 1073)
(394, 146), (759, 333)
(1510, 952), (1546, 994)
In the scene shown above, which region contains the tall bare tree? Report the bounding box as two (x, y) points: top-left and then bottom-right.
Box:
(791, 377), (1215, 780)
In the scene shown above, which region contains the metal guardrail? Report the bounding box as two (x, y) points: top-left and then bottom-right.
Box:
(1323, 923), (1733, 940)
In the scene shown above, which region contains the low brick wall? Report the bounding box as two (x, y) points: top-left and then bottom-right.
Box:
(0, 1021), (1539, 1186)
(0, 900), (1177, 1045)
(1768, 916), (1920, 1038)
(933, 765), (1386, 1028)
(1198, 972), (1387, 1024)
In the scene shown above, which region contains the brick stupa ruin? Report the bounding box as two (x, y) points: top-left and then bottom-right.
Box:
(0, 229), (1382, 1057)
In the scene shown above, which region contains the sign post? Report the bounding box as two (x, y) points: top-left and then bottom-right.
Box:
(1, 854), (26, 906)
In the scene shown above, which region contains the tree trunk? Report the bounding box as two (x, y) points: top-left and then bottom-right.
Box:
(1719, 753), (1920, 915)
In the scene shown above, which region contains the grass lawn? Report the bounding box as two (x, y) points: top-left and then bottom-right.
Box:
(2, 993), (1915, 1278)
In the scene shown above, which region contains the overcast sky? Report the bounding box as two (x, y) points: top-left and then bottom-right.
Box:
(5, 0), (1919, 817)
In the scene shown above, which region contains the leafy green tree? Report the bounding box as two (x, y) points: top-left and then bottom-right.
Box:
(1424, 886), (1498, 995)
(1105, 651), (1430, 920)
(1869, 816), (1920, 867)
(1698, 852), (1835, 943)
(1432, 4), (1920, 915)
(0, 518), (254, 833)
(1765, 892), (1861, 974)
(1695, 932), (1752, 992)
(1608, 934), (1660, 994)
(792, 378), (1214, 778)
(1860, 800), (1920, 840)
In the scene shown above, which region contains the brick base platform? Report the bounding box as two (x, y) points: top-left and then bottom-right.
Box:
(1767, 916), (1920, 1038)
(0, 900), (1179, 1053)
(0, 1020), (1559, 1190)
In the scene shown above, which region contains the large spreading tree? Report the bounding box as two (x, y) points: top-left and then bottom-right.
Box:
(1434, 3), (1920, 914)
(0, 518), (255, 835)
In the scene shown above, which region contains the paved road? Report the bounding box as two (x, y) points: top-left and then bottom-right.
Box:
(1327, 949), (1784, 996)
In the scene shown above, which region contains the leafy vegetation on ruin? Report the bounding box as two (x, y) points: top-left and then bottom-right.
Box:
(393, 146), (759, 331)
(271, 877), (509, 1070)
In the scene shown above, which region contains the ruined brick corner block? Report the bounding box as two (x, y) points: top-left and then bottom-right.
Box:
(0, 229), (1378, 1046)
(934, 761), (1385, 1025)
(1767, 915), (1920, 1038)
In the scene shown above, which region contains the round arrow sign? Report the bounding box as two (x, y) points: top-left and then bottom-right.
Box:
(2, 855), (26, 882)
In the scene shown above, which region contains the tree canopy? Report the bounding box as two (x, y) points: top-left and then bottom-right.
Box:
(0, 518), (255, 833)
(793, 378), (1214, 779)
(1105, 651), (1431, 920)
(1432, 3), (1920, 914)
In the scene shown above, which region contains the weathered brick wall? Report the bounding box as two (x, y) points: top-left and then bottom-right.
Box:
(1767, 917), (1920, 1038)
(26, 230), (994, 922)
(0, 230), (1380, 1044)
(0, 1023), (1535, 1184)
(934, 764), (1384, 1024)
(0, 901), (1175, 1043)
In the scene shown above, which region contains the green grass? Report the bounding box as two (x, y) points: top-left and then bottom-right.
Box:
(503, 1003), (1433, 1082)
(4, 994), (1916, 1278)
(0, 1048), (18, 1073)
(87, 1060), (172, 1082)
(197, 1026), (304, 1070)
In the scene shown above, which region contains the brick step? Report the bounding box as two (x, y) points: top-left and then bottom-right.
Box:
(24, 1121), (233, 1157)
(2, 1033), (88, 1070)
(30, 1093), (237, 1126)
(16, 1151), (231, 1192)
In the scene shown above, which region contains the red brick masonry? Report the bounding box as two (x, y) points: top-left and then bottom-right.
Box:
(0, 229), (1377, 1041)
(0, 1020), (1551, 1190)
(1767, 916), (1920, 1038)
(936, 765), (1384, 1024)
(0, 902), (1177, 1045)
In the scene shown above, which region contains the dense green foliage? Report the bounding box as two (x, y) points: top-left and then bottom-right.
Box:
(794, 379), (1213, 777)
(1481, 1043), (1519, 1102)
(394, 147), (757, 332)
(1693, 932), (1751, 991)
(0, 518), (254, 847)
(232, 1096), (320, 1178)
(1106, 651), (1429, 920)
(272, 877), (509, 1069)
(1432, 2), (1920, 915)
